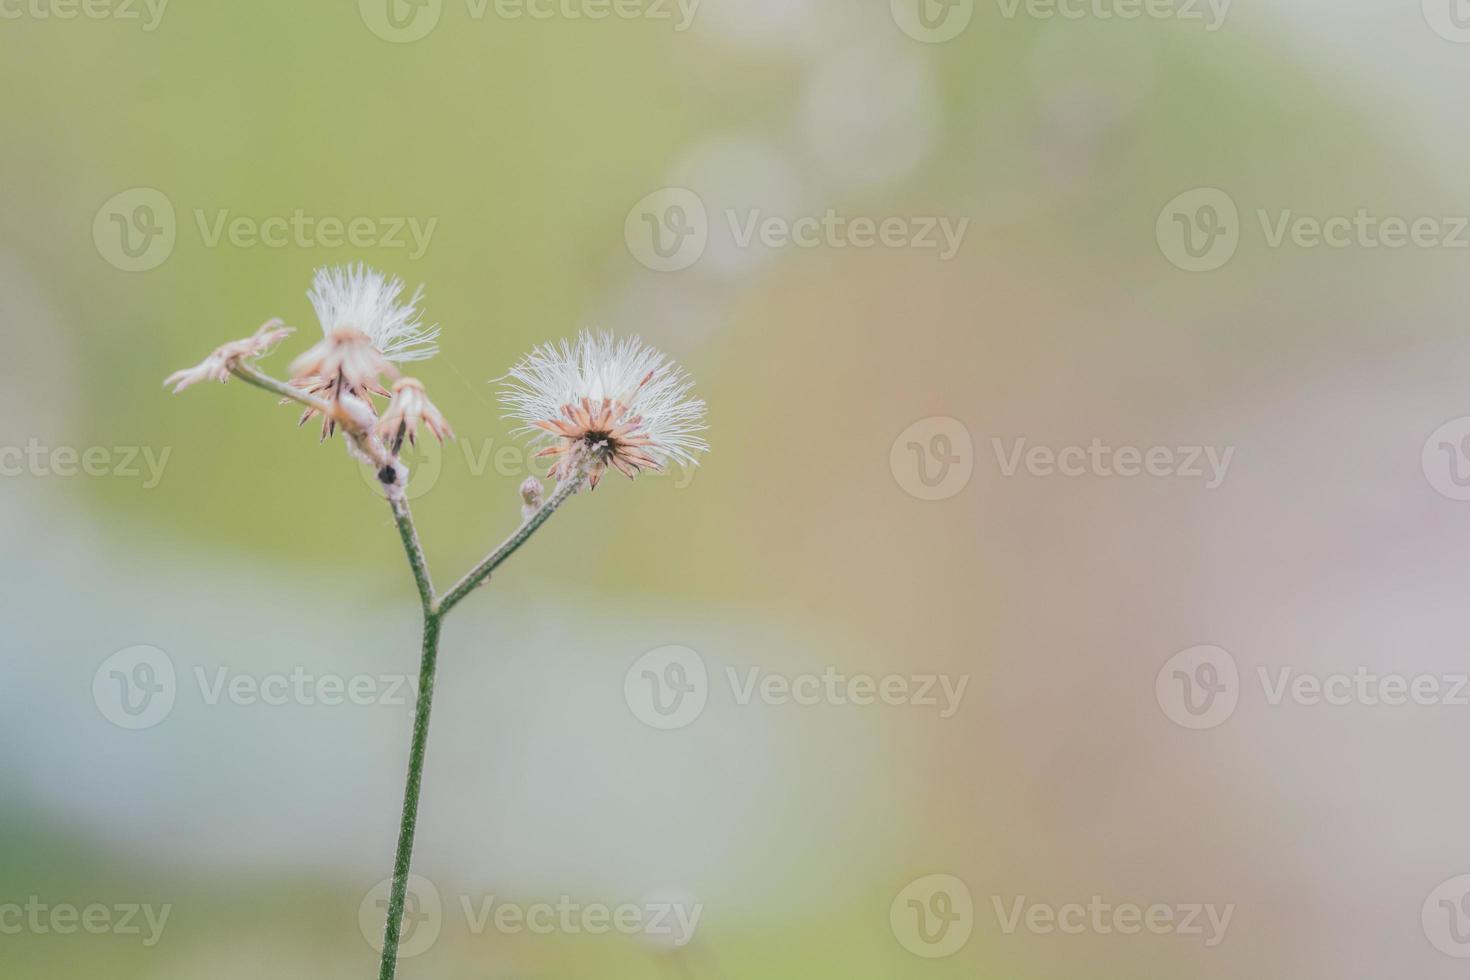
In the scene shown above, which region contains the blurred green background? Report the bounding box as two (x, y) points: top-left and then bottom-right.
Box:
(6, 0), (1470, 977)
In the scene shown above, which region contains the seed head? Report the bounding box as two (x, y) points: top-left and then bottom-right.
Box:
(499, 331), (708, 490)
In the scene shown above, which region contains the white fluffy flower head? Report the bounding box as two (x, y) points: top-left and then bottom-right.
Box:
(308, 263), (439, 363)
(500, 331), (708, 488)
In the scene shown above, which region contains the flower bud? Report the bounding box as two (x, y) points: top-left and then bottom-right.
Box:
(520, 476), (545, 521)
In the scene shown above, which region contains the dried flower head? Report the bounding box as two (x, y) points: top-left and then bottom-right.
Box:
(377, 378), (453, 452)
(288, 264), (438, 439)
(499, 331), (707, 490)
(288, 327), (395, 439)
(164, 319), (293, 393)
(307, 263), (439, 364)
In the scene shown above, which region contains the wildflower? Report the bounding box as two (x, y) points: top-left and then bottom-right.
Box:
(499, 331), (707, 490)
(289, 264), (439, 438)
(306, 263), (439, 364)
(377, 378), (453, 452)
(163, 319), (293, 393)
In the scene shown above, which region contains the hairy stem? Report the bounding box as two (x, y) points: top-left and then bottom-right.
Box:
(223, 360), (580, 980)
(229, 362), (331, 413)
(391, 496), (435, 611)
(230, 362), (394, 472)
(377, 609), (441, 980)
(436, 477), (581, 616)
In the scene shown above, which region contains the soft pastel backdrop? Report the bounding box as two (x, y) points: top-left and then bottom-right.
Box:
(4, 1), (1470, 977)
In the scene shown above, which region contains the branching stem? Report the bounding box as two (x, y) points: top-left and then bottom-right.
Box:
(227, 360), (580, 980)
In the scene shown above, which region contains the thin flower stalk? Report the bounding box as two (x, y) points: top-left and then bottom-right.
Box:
(162, 268), (708, 980)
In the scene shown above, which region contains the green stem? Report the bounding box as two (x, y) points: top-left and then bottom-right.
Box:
(436, 477), (581, 616)
(377, 609), (441, 980)
(229, 362), (394, 472)
(229, 362), (331, 413)
(390, 497), (435, 611)
(223, 359), (583, 979)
